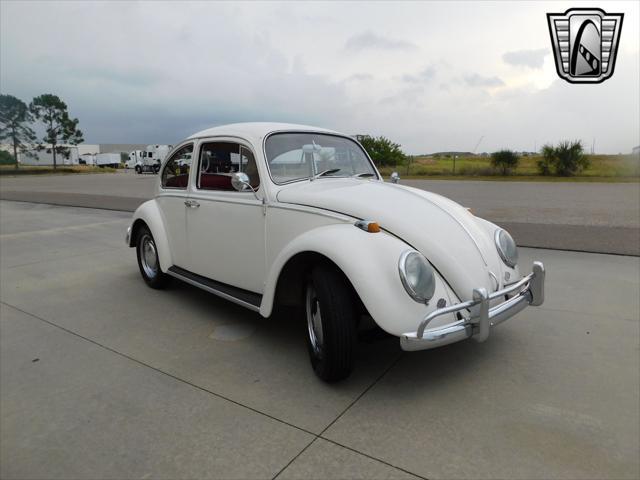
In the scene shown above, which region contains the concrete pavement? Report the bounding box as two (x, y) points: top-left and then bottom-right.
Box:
(1, 172), (638, 255)
(1, 200), (638, 479)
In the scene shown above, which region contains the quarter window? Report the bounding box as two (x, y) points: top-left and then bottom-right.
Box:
(161, 144), (193, 189)
(198, 142), (260, 191)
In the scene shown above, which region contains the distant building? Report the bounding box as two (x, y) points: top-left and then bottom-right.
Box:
(1, 143), (150, 166)
(632, 146), (640, 156)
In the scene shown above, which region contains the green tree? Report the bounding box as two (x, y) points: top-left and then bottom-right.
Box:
(490, 149), (519, 175)
(358, 135), (406, 167)
(0, 149), (17, 165)
(0, 94), (36, 169)
(552, 140), (589, 176)
(30, 94), (83, 169)
(537, 140), (589, 176)
(537, 144), (555, 176)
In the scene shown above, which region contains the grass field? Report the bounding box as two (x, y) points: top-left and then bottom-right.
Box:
(378, 154), (640, 182)
(0, 165), (117, 176)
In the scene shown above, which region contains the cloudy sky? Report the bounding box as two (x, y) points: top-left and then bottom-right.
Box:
(1, 1), (638, 153)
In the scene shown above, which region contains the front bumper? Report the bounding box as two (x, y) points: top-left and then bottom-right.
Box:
(400, 261), (545, 351)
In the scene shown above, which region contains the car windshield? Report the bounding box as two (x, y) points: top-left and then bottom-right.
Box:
(265, 132), (378, 184)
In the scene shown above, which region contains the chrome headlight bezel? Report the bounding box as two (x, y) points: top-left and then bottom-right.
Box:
(495, 228), (518, 268)
(398, 250), (436, 304)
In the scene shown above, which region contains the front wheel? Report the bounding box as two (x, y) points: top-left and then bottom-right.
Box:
(305, 264), (357, 382)
(136, 226), (169, 289)
(135, 165), (142, 174)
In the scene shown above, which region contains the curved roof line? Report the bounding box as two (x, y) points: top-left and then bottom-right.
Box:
(187, 122), (341, 140)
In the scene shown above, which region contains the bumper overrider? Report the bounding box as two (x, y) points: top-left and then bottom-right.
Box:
(400, 261), (545, 351)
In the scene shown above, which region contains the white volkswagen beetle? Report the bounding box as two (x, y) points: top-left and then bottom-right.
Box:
(126, 123), (545, 381)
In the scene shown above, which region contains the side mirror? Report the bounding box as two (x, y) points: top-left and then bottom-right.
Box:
(231, 172), (252, 191)
(390, 172), (400, 184)
(231, 172), (261, 201)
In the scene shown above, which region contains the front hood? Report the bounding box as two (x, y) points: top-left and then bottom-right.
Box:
(276, 179), (507, 301)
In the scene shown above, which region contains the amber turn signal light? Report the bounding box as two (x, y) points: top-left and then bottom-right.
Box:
(354, 220), (381, 233)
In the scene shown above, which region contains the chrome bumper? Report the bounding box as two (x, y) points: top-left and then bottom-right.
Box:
(400, 261), (545, 351)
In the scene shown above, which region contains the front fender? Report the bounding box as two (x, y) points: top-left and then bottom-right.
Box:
(260, 224), (457, 336)
(128, 199), (172, 272)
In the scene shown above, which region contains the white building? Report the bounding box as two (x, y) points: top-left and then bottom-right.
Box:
(1, 143), (147, 166)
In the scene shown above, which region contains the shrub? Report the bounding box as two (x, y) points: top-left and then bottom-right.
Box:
(491, 149), (519, 175)
(537, 140), (589, 176)
(537, 144), (555, 175)
(553, 140), (589, 176)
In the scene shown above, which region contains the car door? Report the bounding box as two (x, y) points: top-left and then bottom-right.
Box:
(185, 139), (265, 294)
(156, 142), (194, 268)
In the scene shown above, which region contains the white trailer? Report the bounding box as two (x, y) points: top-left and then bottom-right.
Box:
(95, 153), (121, 168)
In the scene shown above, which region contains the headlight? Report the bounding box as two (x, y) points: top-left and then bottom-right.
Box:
(495, 229), (518, 267)
(398, 250), (436, 304)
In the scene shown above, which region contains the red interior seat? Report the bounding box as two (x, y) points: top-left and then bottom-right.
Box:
(200, 173), (234, 190)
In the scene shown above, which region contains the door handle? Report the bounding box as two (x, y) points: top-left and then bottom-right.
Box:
(184, 200), (200, 208)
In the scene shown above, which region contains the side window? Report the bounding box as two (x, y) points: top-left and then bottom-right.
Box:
(198, 142), (260, 191)
(161, 144), (193, 189)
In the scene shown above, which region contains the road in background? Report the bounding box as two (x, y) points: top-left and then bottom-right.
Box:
(1, 172), (638, 254)
(1, 201), (638, 479)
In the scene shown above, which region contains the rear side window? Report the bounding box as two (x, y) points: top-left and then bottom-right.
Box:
(161, 144), (193, 189)
(198, 142), (260, 191)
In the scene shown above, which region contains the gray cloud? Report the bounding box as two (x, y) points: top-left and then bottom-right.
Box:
(463, 74), (505, 87)
(402, 66), (436, 83)
(343, 73), (374, 82)
(1, 1), (637, 153)
(345, 31), (418, 52)
(502, 48), (549, 68)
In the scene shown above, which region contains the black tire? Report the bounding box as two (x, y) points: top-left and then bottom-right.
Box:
(136, 226), (169, 289)
(135, 165), (142, 174)
(305, 264), (357, 382)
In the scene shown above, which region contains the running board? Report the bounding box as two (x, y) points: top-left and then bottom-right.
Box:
(167, 266), (262, 312)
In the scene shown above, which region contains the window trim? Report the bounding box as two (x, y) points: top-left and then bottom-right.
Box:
(160, 142), (194, 191)
(262, 130), (380, 186)
(195, 140), (261, 193)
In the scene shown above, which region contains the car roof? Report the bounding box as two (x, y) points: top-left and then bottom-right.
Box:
(187, 122), (341, 141)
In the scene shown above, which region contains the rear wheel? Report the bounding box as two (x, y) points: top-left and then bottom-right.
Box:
(136, 226), (169, 289)
(305, 264), (357, 382)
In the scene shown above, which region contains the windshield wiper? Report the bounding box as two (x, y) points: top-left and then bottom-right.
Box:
(311, 168), (341, 180)
(352, 172), (376, 178)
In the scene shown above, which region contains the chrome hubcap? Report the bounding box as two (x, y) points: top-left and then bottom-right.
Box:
(140, 234), (158, 278)
(306, 284), (324, 357)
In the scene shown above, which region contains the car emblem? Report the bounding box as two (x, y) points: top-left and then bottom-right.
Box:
(547, 8), (624, 84)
